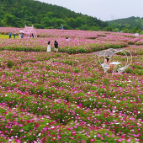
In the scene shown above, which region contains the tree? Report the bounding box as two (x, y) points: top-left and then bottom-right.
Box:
(103, 26), (112, 31)
(91, 26), (100, 31)
(41, 17), (51, 27)
(122, 27), (129, 33)
(75, 17), (84, 27)
(0, 0), (108, 29)
(80, 24), (89, 30)
(2, 14), (19, 27)
(67, 18), (76, 29)
(112, 28), (120, 32)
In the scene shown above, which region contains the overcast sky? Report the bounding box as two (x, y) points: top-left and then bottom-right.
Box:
(36, 0), (143, 21)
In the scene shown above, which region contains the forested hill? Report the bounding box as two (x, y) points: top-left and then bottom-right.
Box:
(107, 16), (143, 30)
(0, 0), (108, 30)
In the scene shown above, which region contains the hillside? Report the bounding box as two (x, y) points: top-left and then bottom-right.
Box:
(107, 16), (143, 31)
(0, 0), (108, 30)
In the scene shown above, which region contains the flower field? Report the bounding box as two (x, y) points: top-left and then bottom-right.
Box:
(0, 37), (128, 54)
(1, 27), (143, 54)
(0, 27), (143, 142)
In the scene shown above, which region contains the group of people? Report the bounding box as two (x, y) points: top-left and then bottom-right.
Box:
(19, 33), (24, 39)
(19, 33), (34, 39)
(47, 40), (58, 52)
(47, 37), (69, 52)
(9, 32), (16, 39)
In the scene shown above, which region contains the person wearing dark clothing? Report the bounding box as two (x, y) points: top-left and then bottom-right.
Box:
(54, 40), (58, 52)
(106, 56), (110, 63)
(32, 33), (34, 38)
(13, 32), (16, 39)
(21, 33), (23, 38)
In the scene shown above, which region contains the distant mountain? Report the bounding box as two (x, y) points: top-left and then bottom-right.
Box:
(107, 16), (143, 30)
(0, 0), (108, 30)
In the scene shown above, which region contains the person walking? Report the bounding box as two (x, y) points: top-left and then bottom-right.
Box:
(47, 41), (51, 52)
(54, 40), (58, 52)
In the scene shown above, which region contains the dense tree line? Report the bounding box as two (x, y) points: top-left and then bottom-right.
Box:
(0, 0), (108, 30)
(106, 16), (143, 33)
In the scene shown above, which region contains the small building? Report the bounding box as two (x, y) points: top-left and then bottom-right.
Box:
(19, 25), (37, 38)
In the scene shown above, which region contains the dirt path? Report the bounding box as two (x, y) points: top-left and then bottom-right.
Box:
(88, 48), (123, 56)
(88, 45), (139, 56)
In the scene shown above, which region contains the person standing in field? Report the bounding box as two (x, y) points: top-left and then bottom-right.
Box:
(47, 41), (51, 52)
(32, 33), (34, 38)
(21, 33), (23, 38)
(54, 40), (58, 52)
(13, 32), (16, 39)
(19, 33), (21, 39)
(9, 33), (11, 39)
(66, 37), (69, 43)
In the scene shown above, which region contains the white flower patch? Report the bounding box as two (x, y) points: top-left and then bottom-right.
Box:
(51, 126), (55, 129)
(115, 123), (120, 125)
(38, 133), (41, 136)
(137, 123), (141, 126)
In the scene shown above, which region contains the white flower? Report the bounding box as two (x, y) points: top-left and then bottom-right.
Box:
(115, 123), (120, 124)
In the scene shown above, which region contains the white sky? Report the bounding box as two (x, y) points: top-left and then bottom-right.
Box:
(37, 0), (143, 21)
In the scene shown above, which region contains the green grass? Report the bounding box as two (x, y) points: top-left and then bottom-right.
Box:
(0, 34), (19, 39)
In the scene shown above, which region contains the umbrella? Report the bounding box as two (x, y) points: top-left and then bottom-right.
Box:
(19, 30), (24, 33)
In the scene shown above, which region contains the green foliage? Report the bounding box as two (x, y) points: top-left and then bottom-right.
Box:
(107, 16), (143, 33)
(103, 26), (113, 31)
(7, 60), (14, 68)
(122, 27), (129, 33)
(0, 0), (108, 30)
(112, 28), (120, 32)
